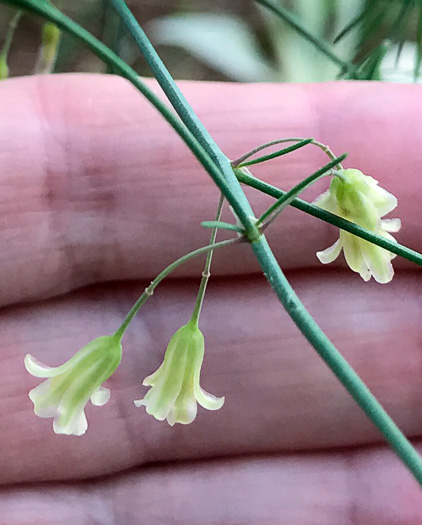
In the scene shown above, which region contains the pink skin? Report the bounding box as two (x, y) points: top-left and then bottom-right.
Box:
(0, 75), (421, 523)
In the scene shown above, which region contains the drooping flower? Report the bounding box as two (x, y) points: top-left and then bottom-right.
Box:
(134, 320), (224, 426)
(314, 168), (401, 283)
(25, 335), (122, 436)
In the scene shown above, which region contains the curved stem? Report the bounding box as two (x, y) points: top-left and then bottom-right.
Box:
(232, 137), (342, 168)
(4, 0), (422, 487)
(107, 0), (259, 242)
(235, 168), (422, 266)
(233, 139), (312, 168)
(0, 0), (246, 231)
(114, 237), (238, 339)
(257, 154), (347, 228)
(191, 194), (225, 325)
(252, 236), (422, 486)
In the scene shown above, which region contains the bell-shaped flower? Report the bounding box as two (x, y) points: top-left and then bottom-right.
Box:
(314, 168), (401, 283)
(134, 320), (224, 426)
(25, 335), (122, 436)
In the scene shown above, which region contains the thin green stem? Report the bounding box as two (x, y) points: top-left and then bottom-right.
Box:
(114, 237), (239, 339)
(235, 168), (422, 266)
(1, 9), (22, 59)
(201, 221), (243, 234)
(107, 0), (259, 241)
(257, 154), (347, 228)
(4, 0), (422, 487)
(414, 4), (422, 81)
(251, 236), (422, 486)
(232, 137), (341, 168)
(234, 139), (312, 168)
(255, 0), (360, 79)
(191, 194), (225, 325)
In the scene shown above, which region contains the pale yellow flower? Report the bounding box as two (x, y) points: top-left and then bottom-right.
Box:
(135, 321), (224, 425)
(314, 169), (401, 283)
(25, 335), (122, 436)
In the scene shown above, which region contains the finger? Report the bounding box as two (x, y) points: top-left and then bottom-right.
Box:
(1, 271), (420, 484)
(0, 75), (420, 306)
(2, 444), (422, 523)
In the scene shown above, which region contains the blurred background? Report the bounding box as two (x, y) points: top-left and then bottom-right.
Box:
(1, 0), (421, 83)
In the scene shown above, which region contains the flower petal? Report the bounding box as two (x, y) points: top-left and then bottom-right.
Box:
(341, 232), (364, 273)
(166, 395), (198, 426)
(90, 386), (110, 406)
(369, 186), (398, 216)
(142, 361), (165, 386)
(136, 343), (188, 421)
(361, 243), (394, 284)
(312, 190), (333, 211)
(339, 233), (371, 281)
(379, 231), (398, 260)
(316, 239), (342, 264)
(53, 407), (88, 436)
(28, 380), (61, 418)
(381, 218), (401, 233)
(194, 386), (225, 411)
(24, 354), (62, 378)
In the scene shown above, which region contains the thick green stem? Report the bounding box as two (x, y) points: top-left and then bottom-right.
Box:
(251, 236), (422, 485)
(4, 0), (422, 487)
(115, 237), (238, 339)
(236, 168), (422, 266)
(0, 0), (247, 226)
(107, 0), (259, 241)
(191, 194), (224, 325)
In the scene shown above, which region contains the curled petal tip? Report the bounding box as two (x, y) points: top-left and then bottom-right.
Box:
(24, 354), (57, 378)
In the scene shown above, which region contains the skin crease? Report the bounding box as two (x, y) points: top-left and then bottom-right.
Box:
(0, 74), (421, 523)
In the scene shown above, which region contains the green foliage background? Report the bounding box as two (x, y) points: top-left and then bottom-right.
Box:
(1, 0), (422, 83)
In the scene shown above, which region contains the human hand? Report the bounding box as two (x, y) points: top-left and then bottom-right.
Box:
(0, 75), (421, 523)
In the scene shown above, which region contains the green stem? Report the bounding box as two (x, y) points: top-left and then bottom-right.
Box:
(4, 0), (422, 487)
(107, 0), (259, 241)
(234, 139), (312, 168)
(255, 0), (360, 79)
(114, 237), (238, 339)
(232, 137), (341, 168)
(191, 194), (225, 325)
(251, 236), (422, 486)
(236, 168), (422, 266)
(2, 0), (255, 237)
(257, 154), (347, 228)
(201, 221), (243, 234)
(1, 9), (22, 59)
(414, 4), (422, 81)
